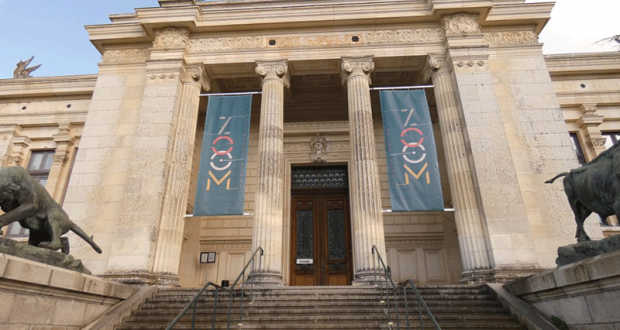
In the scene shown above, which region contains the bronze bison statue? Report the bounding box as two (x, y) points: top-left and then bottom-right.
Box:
(546, 141), (620, 242)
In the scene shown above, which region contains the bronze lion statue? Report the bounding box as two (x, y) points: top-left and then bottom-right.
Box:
(0, 166), (101, 254)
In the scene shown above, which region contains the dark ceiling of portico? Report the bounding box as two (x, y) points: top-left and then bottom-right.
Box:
(202, 56), (436, 123)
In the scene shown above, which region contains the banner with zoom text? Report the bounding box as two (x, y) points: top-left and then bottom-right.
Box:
(380, 90), (444, 212)
(194, 95), (252, 216)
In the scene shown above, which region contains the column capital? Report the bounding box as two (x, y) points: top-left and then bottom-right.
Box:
(422, 55), (452, 82)
(181, 64), (211, 91)
(442, 13), (481, 37)
(256, 61), (290, 88)
(341, 57), (374, 85)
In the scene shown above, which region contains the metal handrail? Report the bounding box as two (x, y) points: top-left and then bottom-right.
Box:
(166, 246), (264, 330)
(372, 245), (401, 329)
(372, 245), (441, 330)
(402, 279), (441, 330)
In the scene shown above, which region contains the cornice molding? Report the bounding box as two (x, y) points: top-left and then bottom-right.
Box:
(85, 0), (552, 50)
(0, 75), (96, 100)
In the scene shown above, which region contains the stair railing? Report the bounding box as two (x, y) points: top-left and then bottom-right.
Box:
(372, 245), (441, 330)
(372, 245), (401, 329)
(165, 246), (263, 330)
(402, 279), (441, 330)
(226, 246), (264, 328)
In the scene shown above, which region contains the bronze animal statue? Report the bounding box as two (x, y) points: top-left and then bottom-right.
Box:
(13, 56), (42, 79)
(545, 141), (620, 242)
(0, 166), (101, 254)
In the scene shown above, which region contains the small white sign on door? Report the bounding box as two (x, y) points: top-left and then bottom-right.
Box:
(296, 258), (313, 265)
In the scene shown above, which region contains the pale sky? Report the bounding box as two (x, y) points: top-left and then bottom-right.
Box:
(0, 0), (617, 79)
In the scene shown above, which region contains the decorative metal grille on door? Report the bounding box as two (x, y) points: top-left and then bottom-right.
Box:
(291, 167), (348, 189)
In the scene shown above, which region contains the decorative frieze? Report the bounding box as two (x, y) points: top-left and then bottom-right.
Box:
(364, 28), (444, 44)
(153, 27), (189, 50)
(188, 36), (263, 52)
(483, 31), (538, 46)
(101, 47), (151, 64)
(187, 28), (443, 53)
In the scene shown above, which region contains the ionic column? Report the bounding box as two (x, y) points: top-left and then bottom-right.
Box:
(423, 55), (491, 279)
(341, 57), (386, 284)
(151, 65), (210, 285)
(248, 61), (290, 285)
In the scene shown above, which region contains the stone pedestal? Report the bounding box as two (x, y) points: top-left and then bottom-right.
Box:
(247, 61), (290, 285)
(341, 57), (387, 284)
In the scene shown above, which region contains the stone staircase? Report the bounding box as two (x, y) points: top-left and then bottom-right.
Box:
(117, 285), (527, 330)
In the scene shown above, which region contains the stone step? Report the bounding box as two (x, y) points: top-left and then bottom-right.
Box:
(141, 300), (500, 312)
(118, 285), (526, 330)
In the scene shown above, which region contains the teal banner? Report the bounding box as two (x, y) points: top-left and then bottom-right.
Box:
(194, 95), (252, 216)
(380, 90), (444, 211)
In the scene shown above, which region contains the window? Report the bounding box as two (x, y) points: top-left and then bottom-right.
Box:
(4, 150), (55, 238)
(603, 132), (620, 149)
(569, 133), (586, 166)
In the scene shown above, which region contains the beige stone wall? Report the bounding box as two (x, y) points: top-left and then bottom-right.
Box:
(63, 65), (148, 275)
(487, 46), (601, 269)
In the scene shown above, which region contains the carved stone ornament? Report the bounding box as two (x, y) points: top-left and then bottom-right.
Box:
(255, 61), (290, 87)
(341, 57), (374, 85)
(589, 137), (607, 148)
(13, 56), (41, 79)
(579, 103), (598, 115)
(154, 27), (189, 50)
(181, 65), (211, 90)
(483, 31), (538, 46)
(310, 134), (328, 163)
(443, 13), (481, 37)
(101, 47), (151, 64)
(53, 155), (68, 165)
(6, 156), (22, 166)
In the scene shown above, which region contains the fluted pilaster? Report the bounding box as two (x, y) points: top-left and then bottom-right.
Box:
(424, 55), (491, 279)
(151, 65), (210, 285)
(341, 57), (386, 284)
(248, 61), (290, 285)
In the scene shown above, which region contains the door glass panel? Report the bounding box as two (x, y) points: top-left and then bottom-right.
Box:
(327, 209), (345, 259)
(296, 210), (314, 260)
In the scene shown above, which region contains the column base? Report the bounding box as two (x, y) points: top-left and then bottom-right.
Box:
(102, 270), (180, 287)
(352, 270), (388, 286)
(246, 271), (285, 287)
(460, 267), (546, 284)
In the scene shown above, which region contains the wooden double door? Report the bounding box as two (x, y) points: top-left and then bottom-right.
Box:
(290, 189), (352, 286)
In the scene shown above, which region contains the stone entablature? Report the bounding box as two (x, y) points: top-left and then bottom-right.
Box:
(86, 0), (551, 54)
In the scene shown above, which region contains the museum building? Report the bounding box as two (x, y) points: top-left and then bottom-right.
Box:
(1, 0), (619, 289)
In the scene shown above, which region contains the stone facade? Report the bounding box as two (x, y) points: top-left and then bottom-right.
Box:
(0, 0), (619, 287)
